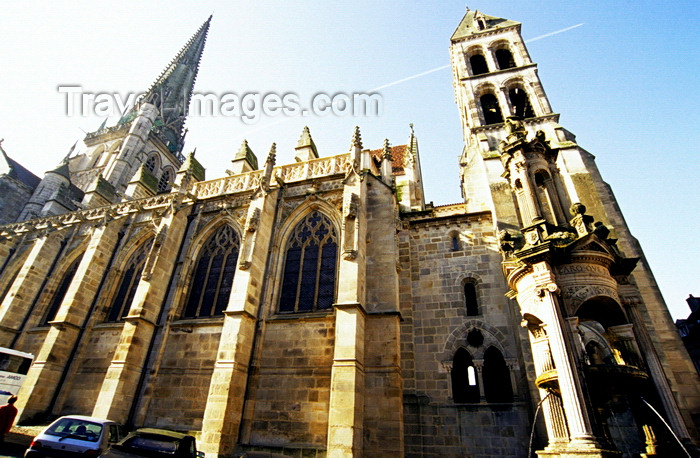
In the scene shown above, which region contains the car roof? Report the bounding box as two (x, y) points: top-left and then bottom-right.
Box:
(131, 428), (191, 439)
(54, 415), (117, 424)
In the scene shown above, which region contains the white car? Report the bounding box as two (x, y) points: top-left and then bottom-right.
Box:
(24, 415), (122, 457)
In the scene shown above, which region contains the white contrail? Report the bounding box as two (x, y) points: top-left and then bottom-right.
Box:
(369, 23), (584, 92)
(370, 65), (451, 92)
(525, 23), (584, 43)
(236, 24), (584, 135)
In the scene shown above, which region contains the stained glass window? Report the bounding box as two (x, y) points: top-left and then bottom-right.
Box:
(158, 168), (174, 193)
(42, 254), (83, 324)
(279, 211), (338, 313)
(106, 239), (152, 322)
(183, 224), (240, 318)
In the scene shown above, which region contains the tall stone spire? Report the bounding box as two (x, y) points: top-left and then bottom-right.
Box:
(119, 15), (212, 154)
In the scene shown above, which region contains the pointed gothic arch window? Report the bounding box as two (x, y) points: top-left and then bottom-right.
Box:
(452, 348), (479, 403)
(480, 93), (503, 125)
(42, 254), (84, 325)
(105, 239), (153, 322)
(183, 224), (240, 318)
(279, 211), (338, 313)
(495, 48), (516, 70)
(158, 168), (174, 193)
(469, 53), (489, 76)
(145, 153), (159, 173)
(91, 145), (106, 168)
(508, 87), (535, 118)
(483, 346), (513, 403)
(464, 280), (479, 316)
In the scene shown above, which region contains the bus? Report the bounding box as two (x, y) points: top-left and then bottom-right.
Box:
(0, 347), (33, 403)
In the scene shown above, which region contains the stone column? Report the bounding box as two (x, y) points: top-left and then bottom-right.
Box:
(327, 304), (366, 457)
(17, 217), (124, 421)
(199, 189), (278, 457)
(0, 230), (65, 345)
(531, 262), (601, 452)
(92, 203), (190, 423)
(526, 325), (569, 446)
(327, 176), (367, 457)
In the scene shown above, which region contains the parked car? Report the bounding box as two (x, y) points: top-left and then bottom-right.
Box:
(24, 415), (122, 457)
(99, 428), (204, 457)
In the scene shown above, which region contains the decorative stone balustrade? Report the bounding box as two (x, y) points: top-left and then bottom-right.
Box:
(192, 153), (353, 199)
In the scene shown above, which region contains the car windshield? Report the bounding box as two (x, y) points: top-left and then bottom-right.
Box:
(44, 418), (103, 443)
(121, 434), (180, 455)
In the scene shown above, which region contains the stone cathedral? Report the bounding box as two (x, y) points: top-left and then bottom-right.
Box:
(0, 9), (698, 458)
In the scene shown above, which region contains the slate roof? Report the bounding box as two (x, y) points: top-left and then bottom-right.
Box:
(0, 146), (40, 190)
(451, 10), (520, 42)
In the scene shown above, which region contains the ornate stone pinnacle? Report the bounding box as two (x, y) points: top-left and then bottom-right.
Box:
(267, 143), (277, 165)
(383, 138), (392, 159)
(297, 126), (313, 147)
(352, 126), (363, 149)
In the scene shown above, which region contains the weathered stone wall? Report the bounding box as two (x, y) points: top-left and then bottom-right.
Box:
(363, 313), (403, 454)
(145, 322), (222, 431)
(404, 399), (530, 457)
(400, 209), (532, 456)
(242, 317), (335, 448)
(59, 326), (121, 415)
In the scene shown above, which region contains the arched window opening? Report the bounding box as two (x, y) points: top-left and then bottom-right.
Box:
(183, 224), (240, 318)
(576, 299), (627, 330)
(533, 170), (556, 223)
(158, 168), (174, 193)
(42, 254), (83, 324)
(91, 145), (106, 168)
(464, 281), (479, 316)
(495, 48), (516, 70)
(480, 94), (503, 125)
(483, 346), (513, 403)
(145, 155), (158, 172)
(477, 18), (486, 30)
(509, 87), (535, 119)
(279, 211), (338, 313)
(452, 348), (479, 403)
(534, 171), (548, 187)
(469, 54), (489, 75)
(106, 239), (153, 322)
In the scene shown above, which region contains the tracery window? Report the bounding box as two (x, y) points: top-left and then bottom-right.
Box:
(182, 224), (240, 318)
(42, 254), (83, 324)
(279, 211), (338, 313)
(158, 168), (174, 193)
(105, 239), (152, 322)
(145, 154), (158, 172)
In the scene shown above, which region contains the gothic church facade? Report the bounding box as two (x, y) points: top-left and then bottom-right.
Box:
(0, 10), (698, 458)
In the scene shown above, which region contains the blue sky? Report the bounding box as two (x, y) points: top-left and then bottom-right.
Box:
(1, 1), (698, 319)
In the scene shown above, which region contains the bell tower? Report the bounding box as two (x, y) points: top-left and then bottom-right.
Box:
(451, 8), (700, 457)
(450, 9), (570, 219)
